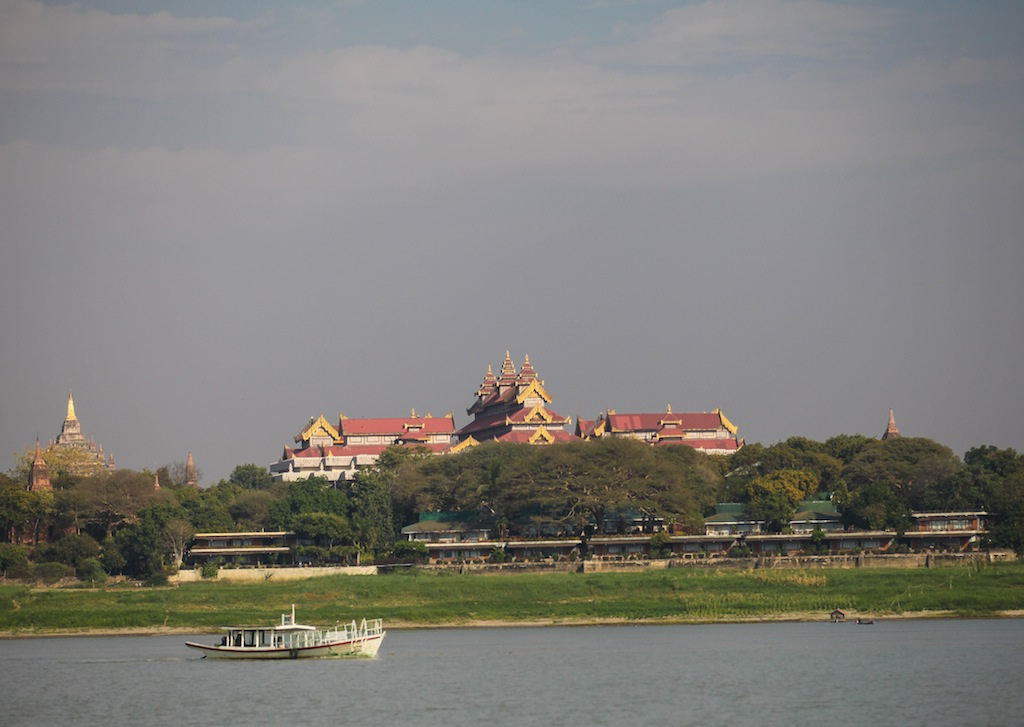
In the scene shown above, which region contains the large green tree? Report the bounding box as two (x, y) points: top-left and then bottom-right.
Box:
(743, 469), (820, 532)
(268, 476), (350, 530)
(842, 437), (961, 509)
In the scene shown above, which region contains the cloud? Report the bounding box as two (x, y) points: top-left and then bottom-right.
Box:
(603, 0), (893, 66)
(0, 0), (244, 98)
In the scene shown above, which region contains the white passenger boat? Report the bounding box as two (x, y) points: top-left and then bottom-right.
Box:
(185, 605), (385, 659)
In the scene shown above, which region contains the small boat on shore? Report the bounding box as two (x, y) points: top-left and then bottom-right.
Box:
(185, 605), (385, 659)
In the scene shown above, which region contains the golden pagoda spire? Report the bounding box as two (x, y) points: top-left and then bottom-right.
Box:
(67, 389), (77, 421)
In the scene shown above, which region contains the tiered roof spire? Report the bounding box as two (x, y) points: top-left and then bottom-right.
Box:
(28, 437), (52, 492)
(882, 408), (901, 440)
(477, 365), (497, 398)
(497, 351), (517, 388)
(517, 354), (537, 385)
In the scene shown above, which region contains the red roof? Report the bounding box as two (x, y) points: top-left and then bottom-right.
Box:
(340, 417), (455, 436)
(505, 407), (570, 425)
(495, 429), (578, 444)
(456, 411), (514, 436)
(652, 438), (741, 451)
(607, 411), (724, 432)
(285, 441), (450, 460)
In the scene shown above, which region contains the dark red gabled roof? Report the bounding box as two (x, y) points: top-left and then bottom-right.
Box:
(652, 438), (741, 451)
(606, 411), (723, 432)
(495, 429), (578, 444)
(340, 416), (455, 436)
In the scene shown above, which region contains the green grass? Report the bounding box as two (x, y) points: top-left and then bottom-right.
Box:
(2, 561), (1023, 633)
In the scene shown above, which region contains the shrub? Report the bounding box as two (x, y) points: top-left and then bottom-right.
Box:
(488, 547), (508, 563)
(200, 562), (219, 579)
(0, 542), (31, 579)
(649, 531), (672, 559)
(144, 570), (169, 587)
(392, 540), (429, 562)
(35, 561), (69, 585)
(76, 557), (107, 584)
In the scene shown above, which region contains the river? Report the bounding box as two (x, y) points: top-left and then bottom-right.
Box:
(3, 619), (1021, 726)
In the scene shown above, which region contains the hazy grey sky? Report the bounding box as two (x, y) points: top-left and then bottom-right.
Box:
(3, 0), (1022, 484)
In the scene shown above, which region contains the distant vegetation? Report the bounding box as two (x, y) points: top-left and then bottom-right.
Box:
(2, 435), (1023, 583)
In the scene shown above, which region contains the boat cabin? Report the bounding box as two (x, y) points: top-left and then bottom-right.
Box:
(220, 607), (317, 650)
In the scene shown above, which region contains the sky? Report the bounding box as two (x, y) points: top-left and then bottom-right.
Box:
(2, 0), (1023, 485)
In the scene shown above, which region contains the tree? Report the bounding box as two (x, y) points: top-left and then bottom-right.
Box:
(391, 540), (428, 562)
(228, 464), (274, 490)
(842, 437), (960, 509)
(0, 542), (30, 578)
(292, 512), (352, 546)
(0, 484), (35, 542)
(987, 468), (1024, 553)
(841, 480), (912, 532)
(42, 532), (101, 569)
(823, 434), (874, 464)
(744, 469), (819, 532)
(228, 490), (275, 530)
(164, 460), (202, 488)
(349, 469), (396, 558)
(77, 470), (161, 538)
(268, 476), (350, 530)
(291, 512), (354, 564)
(163, 518), (195, 569)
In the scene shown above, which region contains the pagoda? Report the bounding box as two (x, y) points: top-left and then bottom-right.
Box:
(28, 437), (52, 492)
(51, 390), (114, 471)
(452, 352), (575, 450)
(882, 408), (901, 441)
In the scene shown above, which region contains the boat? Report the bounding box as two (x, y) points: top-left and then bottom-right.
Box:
(185, 605), (385, 659)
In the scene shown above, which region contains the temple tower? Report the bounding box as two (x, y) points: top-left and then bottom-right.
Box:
(453, 351), (574, 448)
(185, 451), (198, 488)
(882, 408), (901, 440)
(28, 437), (52, 492)
(55, 390), (88, 449)
(50, 390), (113, 472)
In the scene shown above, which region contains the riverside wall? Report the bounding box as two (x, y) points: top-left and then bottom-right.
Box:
(172, 565), (377, 583)
(587, 550), (1016, 573)
(427, 550), (1015, 575)
(167, 551), (1015, 580)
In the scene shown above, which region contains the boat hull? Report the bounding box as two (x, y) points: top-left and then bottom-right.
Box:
(185, 633), (384, 660)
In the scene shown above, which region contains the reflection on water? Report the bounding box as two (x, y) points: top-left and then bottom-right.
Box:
(3, 619), (1023, 726)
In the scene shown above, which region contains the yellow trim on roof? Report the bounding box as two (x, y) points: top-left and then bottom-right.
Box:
(450, 436), (479, 453)
(715, 407), (738, 435)
(528, 427), (556, 444)
(515, 379), (552, 404)
(298, 414), (340, 443)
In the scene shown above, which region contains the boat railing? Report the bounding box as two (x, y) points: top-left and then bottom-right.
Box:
(271, 619), (384, 649)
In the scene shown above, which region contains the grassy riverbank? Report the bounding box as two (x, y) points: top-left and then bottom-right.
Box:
(3, 561), (1024, 635)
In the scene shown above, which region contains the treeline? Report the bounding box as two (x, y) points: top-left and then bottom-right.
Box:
(2, 435), (1023, 582)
